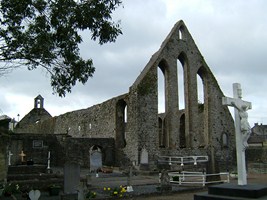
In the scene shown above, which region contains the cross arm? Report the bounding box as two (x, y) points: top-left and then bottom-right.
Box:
(222, 96), (252, 109)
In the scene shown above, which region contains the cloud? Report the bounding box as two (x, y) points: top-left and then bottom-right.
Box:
(1, 0), (267, 126)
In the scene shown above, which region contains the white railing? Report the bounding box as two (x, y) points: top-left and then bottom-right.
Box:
(168, 171), (230, 186)
(158, 156), (209, 166)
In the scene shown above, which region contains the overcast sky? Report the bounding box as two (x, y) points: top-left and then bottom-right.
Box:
(1, 0), (267, 126)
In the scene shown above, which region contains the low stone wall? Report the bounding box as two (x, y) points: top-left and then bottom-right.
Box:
(0, 135), (8, 181)
(9, 134), (66, 166)
(9, 134), (115, 168)
(247, 147), (267, 163)
(247, 147), (267, 174)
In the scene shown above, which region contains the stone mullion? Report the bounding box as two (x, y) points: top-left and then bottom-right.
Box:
(165, 57), (179, 149)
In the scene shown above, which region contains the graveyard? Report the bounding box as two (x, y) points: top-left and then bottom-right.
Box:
(1, 20), (267, 199)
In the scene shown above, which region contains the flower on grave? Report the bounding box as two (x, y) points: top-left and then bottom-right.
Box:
(120, 186), (127, 193)
(103, 186), (127, 198)
(85, 191), (96, 199)
(3, 183), (20, 196)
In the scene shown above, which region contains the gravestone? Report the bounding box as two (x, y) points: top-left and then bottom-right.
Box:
(104, 147), (114, 166)
(29, 190), (41, 200)
(159, 170), (172, 192)
(19, 150), (26, 164)
(63, 162), (80, 196)
(126, 166), (134, 192)
(90, 151), (102, 172)
(140, 148), (149, 170)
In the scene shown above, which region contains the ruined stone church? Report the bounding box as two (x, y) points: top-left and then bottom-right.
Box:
(11, 20), (235, 174)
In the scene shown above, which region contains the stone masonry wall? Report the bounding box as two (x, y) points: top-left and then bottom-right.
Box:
(53, 94), (127, 137)
(0, 135), (8, 181)
(9, 134), (65, 166)
(65, 138), (115, 167)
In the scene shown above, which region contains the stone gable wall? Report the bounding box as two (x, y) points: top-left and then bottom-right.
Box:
(128, 20), (235, 172)
(15, 108), (52, 133)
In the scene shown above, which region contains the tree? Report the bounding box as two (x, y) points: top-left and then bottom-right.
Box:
(0, 0), (122, 96)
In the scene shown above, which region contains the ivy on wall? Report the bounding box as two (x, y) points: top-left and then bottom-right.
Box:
(137, 71), (157, 96)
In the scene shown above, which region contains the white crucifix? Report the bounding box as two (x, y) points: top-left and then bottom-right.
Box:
(47, 151), (51, 170)
(8, 151), (13, 166)
(222, 83), (252, 185)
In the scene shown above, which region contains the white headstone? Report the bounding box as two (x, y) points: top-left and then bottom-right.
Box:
(47, 151), (51, 169)
(222, 83), (252, 185)
(90, 150), (102, 172)
(29, 190), (41, 200)
(140, 148), (148, 164)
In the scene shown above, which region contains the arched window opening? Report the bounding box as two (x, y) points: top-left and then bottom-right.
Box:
(197, 74), (204, 112)
(34, 95), (44, 109)
(36, 99), (41, 108)
(177, 59), (185, 110)
(124, 105), (128, 123)
(178, 26), (185, 40)
(197, 67), (209, 114)
(158, 66), (165, 114)
(116, 100), (127, 148)
(179, 29), (182, 40)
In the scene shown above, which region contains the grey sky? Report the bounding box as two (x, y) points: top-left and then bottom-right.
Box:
(1, 0), (267, 125)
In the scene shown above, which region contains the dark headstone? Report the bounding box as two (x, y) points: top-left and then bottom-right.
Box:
(63, 162), (80, 194)
(159, 170), (172, 192)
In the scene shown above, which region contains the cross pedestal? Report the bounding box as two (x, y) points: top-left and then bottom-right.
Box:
(222, 83), (252, 186)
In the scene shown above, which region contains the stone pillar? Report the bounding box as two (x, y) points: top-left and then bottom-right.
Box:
(165, 58), (179, 149)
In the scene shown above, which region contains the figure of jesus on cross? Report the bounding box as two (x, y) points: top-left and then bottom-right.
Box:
(222, 83), (252, 186)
